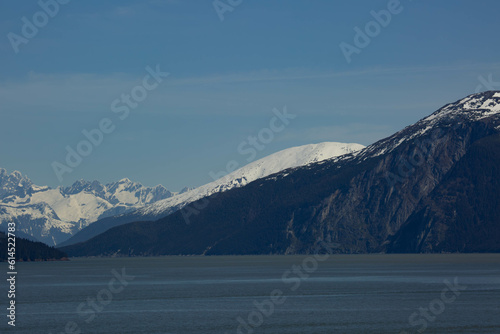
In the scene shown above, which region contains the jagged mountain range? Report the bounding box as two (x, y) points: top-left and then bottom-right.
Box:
(60, 91), (500, 256)
(0, 172), (176, 245)
(59, 142), (365, 247)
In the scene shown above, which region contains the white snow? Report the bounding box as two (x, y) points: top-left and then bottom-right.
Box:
(31, 189), (113, 223)
(139, 142), (365, 216)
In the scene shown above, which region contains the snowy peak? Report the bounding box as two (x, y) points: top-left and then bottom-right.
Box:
(58, 178), (173, 207)
(62, 179), (104, 196)
(105, 178), (172, 206)
(179, 186), (194, 194)
(357, 91), (500, 160)
(425, 91), (500, 123)
(220, 142), (365, 184)
(0, 168), (31, 189)
(0, 168), (38, 201)
(139, 142), (365, 216)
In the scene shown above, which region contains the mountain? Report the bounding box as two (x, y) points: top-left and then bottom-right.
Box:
(0, 231), (67, 261)
(59, 142), (365, 247)
(60, 91), (500, 257)
(0, 172), (174, 246)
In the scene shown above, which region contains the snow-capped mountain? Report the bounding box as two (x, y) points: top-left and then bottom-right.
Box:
(357, 91), (500, 160)
(61, 142), (365, 246)
(140, 142), (365, 216)
(0, 170), (173, 246)
(61, 91), (500, 257)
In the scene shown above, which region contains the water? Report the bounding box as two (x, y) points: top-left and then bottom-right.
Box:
(2, 254), (500, 333)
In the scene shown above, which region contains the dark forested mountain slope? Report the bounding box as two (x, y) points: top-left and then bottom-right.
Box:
(0, 232), (68, 261)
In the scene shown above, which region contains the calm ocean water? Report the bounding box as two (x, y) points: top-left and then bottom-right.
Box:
(2, 254), (499, 333)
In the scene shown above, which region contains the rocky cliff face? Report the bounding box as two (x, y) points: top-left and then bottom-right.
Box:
(388, 133), (500, 253)
(61, 91), (500, 256)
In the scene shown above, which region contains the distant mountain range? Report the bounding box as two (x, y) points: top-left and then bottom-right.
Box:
(60, 91), (500, 256)
(59, 142), (365, 247)
(0, 172), (176, 245)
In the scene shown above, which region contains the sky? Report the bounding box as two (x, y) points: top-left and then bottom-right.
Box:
(1, 0), (500, 191)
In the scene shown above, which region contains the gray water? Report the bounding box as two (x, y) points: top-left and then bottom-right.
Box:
(2, 254), (499, 334)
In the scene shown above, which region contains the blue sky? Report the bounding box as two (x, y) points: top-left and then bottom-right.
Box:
(1, 0), (500, 191)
